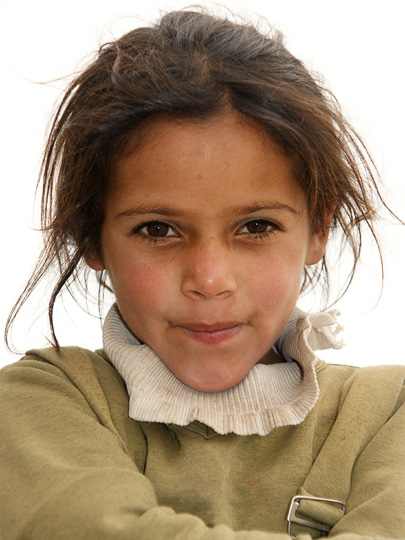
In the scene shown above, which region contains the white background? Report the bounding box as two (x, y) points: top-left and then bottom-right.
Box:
(1, 0), (404, 368)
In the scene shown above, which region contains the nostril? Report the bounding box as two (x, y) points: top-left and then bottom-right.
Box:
(187, 288), (233, 300)
(189, 290), (205, 299)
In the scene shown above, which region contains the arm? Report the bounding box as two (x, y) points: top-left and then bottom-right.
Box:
(290, 368), (405, 540)
(329, 382), (405, 538)
(0, 352), (286, 540)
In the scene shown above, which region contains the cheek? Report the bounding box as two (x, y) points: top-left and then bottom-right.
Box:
(250, 256), (304, 312)
(108, 258), (173, 317)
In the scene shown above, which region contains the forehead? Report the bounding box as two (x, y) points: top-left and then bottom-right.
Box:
(108, 111), (307, 215)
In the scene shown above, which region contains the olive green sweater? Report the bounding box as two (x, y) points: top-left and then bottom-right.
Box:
(0, 312), (404, 539)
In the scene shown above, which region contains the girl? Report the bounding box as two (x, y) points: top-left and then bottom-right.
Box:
(1, 8), (404, 539)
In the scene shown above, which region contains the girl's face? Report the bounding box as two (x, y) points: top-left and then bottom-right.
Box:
(88, 112), (329, 392)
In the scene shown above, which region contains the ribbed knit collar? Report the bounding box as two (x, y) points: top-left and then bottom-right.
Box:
(103, 305), (343, 436)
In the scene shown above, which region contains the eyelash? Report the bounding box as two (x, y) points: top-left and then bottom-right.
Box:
(132, 219), (281, 244)
(237, 219), (280, 240)
(132, 221), (178, 244)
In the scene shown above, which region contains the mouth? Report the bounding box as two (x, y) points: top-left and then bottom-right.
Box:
(172, 322), (246, 345)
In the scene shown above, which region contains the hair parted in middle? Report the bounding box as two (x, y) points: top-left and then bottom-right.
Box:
(8, 8), (388, 348)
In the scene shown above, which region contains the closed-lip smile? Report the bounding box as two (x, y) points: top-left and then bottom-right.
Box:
(172, 322), (246, 344)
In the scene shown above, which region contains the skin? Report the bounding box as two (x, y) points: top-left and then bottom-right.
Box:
(87, 112), (330, 392)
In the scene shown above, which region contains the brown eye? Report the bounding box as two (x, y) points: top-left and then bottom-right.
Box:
(240, 219), (274, 234)
(140, 221), (173, 237)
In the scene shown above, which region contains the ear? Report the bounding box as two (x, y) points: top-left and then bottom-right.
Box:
(84, 250), (105, 271)
(305, 210), (334, 266)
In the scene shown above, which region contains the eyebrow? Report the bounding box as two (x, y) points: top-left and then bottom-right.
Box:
(225, 202), (300, 217)
(115, 205), (185, 221)
(114, 201), (300, 221)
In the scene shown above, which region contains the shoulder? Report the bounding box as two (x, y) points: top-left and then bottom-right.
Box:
(0, 346), (128, 418)
(18, 345), (111, 369)
(316, 361), (405, 428)
(0, 346), (146, 455)
(1, 346), (117, 382)
(318, 361), (405, 398)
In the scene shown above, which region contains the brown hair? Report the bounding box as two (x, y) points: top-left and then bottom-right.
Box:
(5, 8), (397, 349)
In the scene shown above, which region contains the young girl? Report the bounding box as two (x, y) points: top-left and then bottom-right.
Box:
(1, 9), (404, 540)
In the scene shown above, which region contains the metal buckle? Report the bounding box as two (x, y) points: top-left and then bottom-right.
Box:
(287, 495), (346, 538)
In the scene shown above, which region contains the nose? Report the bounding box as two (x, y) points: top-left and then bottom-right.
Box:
(180, 238), (237, 300)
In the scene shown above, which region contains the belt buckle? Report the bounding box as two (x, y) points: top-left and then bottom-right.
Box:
(287, 495), (346, 538)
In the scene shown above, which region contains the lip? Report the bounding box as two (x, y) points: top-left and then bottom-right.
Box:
(173, 322), (245, 344)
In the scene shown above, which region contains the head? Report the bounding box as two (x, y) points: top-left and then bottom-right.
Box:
(6, 9), (386, 374)
(85, 110), (329, 390)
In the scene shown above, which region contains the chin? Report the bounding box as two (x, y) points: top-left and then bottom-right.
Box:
(179, 367), (250, 393)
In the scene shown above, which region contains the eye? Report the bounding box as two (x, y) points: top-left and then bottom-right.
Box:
(238, 219), (279, 237)
(134, 221), (176, 238)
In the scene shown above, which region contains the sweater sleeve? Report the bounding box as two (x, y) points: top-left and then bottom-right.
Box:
(310, 396), (405, 540)
(328, 380), (405, 539)
(0, 351), (290, 540)
(289, 367), (405, 540)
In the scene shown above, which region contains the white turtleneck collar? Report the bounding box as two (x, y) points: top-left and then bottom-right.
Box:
(102, 305), (343, 436)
